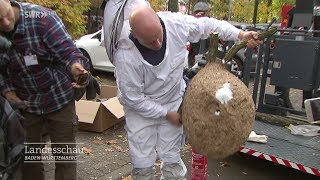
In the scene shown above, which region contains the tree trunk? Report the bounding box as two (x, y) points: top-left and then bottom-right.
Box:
(168, 0), (179, 12)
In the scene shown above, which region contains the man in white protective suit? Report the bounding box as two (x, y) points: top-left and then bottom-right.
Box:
(103, 0), (150, 63)
(104, 2), (261, 179)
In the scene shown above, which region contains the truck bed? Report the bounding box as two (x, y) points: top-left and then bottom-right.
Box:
(240, 120), (320, 176)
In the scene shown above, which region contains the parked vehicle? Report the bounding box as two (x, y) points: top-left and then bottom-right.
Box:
(245, 1), (320, 176)
(74, 28), (115, 73)
(216, 22), (280, 78)
(185, 21), (259, 79)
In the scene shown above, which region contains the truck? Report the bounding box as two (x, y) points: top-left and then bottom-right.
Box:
(239, 0), (320, 176)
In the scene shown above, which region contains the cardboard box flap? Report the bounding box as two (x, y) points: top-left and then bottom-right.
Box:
(101, 97), (124, 119)
(99, 85), (117, 99)
(75, 100), (100, 123)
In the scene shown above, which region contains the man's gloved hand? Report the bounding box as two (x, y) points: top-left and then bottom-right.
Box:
(73, 72), (88, 101)
(71, 63), (88, 87)
(85, 74), (101, 100)
(73, 71), (101, 101)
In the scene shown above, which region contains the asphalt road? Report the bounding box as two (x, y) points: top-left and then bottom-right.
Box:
(96, 71), (319, 180)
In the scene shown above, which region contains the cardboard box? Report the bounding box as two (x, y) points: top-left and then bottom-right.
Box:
(75, 85), (124, 133)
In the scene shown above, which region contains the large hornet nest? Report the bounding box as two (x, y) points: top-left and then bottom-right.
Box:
(182, 28), (277, 159)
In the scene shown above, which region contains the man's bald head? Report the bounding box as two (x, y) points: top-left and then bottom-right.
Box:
(0, 0), (11, 19)
(129, 7), (163, 51)
(0, 0), (19, 32)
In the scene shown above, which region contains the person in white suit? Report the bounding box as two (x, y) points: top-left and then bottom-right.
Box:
(104, 3), (261, 179)
(103, 0), (150, 63)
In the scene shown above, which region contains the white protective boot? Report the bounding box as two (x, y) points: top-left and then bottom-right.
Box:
(160, 159), (187, 180)
(132, 166), (155, 180)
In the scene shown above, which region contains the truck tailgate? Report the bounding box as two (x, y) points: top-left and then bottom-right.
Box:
(241, 120), (320, 176)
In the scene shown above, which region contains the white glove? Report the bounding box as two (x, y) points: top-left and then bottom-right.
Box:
(247, 131), (268, 143)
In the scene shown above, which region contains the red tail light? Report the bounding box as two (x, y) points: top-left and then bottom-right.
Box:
(270, 40), (275, 49)
(186, 44), (190, 51)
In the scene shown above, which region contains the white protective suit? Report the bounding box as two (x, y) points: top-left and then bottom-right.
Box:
(104, 2), (241, 179)
(103, 0), (150, 62)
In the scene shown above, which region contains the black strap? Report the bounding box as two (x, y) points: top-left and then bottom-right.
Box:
(100, 0), (108, 10)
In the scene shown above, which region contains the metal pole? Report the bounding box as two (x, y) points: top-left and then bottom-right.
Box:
(228, 0), (232, 20)
(253, 0), (259, 26)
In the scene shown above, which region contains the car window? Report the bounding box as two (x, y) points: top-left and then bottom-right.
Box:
(92, 32), (102, 41)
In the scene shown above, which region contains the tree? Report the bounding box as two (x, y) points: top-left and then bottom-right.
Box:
(85, 0), (104, 34)
(210, 0), (291, 23)
(22, 0), (90, 38)
(89, 0), (103, 8)
(270, 0), (295, 21)
(210, 0), (229, 20)
(168, 0), (179, 12)
(149, 0), (167, 11)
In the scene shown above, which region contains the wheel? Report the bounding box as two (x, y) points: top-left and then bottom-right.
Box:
(274, 86), (294, 109)
(80, 49), (95, 73)
(229, 56), (244, 79)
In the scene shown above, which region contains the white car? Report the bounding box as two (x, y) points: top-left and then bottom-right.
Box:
(75, 29), (115, 72)
(76, 29), (190, 73)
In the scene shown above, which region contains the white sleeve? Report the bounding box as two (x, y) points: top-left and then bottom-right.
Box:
(181, 15), (241, 43)
(114, 51), (167, 119)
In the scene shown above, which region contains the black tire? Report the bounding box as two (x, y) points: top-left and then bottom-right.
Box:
(275, 86), (294, 109)
(230, 56), (244, 79)
(80, 49), (95, 74)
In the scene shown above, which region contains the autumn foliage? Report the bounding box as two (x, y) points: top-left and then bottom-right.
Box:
(20, 0), (296, 38)
(21, 0), (90, 38)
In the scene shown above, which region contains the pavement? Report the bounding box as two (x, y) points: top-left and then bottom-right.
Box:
(44, 120), (194, 180)
(41, 72), (318, 180)
(42, 73), (195, 180)
(42, 104), (320, 180)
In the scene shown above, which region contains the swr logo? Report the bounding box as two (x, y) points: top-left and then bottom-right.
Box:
(24, 11), (56, 18)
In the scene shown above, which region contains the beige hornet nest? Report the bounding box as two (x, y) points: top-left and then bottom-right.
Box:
(182, 61), (255, 159)
(182, 29), (277, 159)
